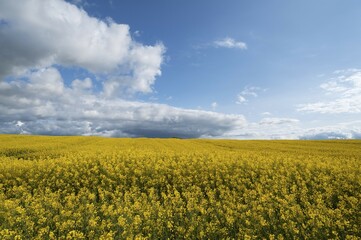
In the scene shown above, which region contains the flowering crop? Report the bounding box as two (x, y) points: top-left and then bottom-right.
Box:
(0, 135), (360, 239)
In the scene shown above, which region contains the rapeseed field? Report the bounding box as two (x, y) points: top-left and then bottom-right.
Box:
(0, 135), (360, 239)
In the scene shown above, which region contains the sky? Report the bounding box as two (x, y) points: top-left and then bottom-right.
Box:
(1, 0), (361, 139)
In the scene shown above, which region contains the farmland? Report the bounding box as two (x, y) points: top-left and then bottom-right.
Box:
(0, 135), (360, 239)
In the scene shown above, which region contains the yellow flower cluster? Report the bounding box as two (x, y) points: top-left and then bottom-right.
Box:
(0, 135), (360, 239)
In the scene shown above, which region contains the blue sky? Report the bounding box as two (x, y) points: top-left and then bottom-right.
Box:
(0, 0), (361, 139)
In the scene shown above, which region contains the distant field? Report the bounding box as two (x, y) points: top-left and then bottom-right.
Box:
(0, 135), (360, 239)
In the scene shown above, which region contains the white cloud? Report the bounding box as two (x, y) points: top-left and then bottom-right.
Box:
(214, 37), (247, 50)
(298, 69), (361, 113)
(223, 117), (361, 140)
(259, 118), (299, 125)
(261, 112), (272, 116)
(236, 95), (246, 104)
(134, 30), (141, 37)
(240, 86), (260, 97)
(0, 0), (165, 95)
(15, 121), (24, 127)
(236, 86), (263, 104)
(299, 124), (361, 140)
(299, 130), (352, 140)
(223, 117), (301, 139)
(71, 78), (93, 91)
(0, 68), (247, 138)
(71, 0), (84, 5)
(211, 102), (218, 110)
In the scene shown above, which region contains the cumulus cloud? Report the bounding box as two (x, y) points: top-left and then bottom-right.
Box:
(0, 68), (247, 138)
(214, 37), (247, 50)
(0, 0), (164, 94)
(298, 69), (361, 113)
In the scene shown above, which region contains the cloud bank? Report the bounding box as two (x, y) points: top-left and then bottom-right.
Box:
(0, 67), (247, 138)
(224, 118), (361, 140)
